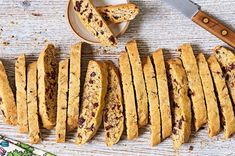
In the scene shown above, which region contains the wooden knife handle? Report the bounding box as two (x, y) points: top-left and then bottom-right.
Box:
(192, 10), (235, 48)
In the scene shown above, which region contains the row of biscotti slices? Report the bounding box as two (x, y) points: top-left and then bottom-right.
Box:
(72, 0), (140, 46)
(0, 41), (235, 148)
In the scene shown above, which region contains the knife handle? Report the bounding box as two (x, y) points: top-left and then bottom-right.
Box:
(192, 10), (235, 48)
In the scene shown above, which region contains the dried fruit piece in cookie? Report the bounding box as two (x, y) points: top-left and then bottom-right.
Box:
(0, 61), (17, 125)
(208, 55), (235, 138)
(15, 54), (28, 133)
(37, 44), (58, 130)
(152, 49), (172, 140)
(97, 3), (139, 23)
(143, 56), (161, 146)
(197, 53), (220, 137)
(119, 52), (138, 140)
(126, 40), (148, 127)
(56, 59), (69, 143)
(75, 61), (108, 145)
(214, 46), (235, 107)
(168, 58), (192, 149)
(27, 62), (41, 144)
(67, 43), (82, 132)
(103, 61), (124, 147)
(72, 0), (117, 46)
(179, 43), (207, 131)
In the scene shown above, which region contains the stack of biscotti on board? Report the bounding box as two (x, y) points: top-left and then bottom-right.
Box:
(72, 0), (139, 46)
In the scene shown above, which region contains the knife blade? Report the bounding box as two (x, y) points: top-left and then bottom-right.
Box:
(164, 0), (235, 48)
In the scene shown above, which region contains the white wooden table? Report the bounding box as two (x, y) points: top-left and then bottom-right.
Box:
(0, 0), (235, 155)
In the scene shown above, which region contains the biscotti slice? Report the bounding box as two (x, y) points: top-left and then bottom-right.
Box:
(214, 46), (235, 106)
(67, 43), (82, 132)
(152, 49), (172, 140)
(168, 58), (192, 149)
(126, 40), (148, 127)
(37, 44), (58, 130)
(143, 56), (161, 146)
(0, 61), (17, 125)
(97, 3), (139, 24)
(15, 54), (28, 133)
(207, 55), (235, 138)
(56, 59), (69, 143)
(197, 53), (220, 137)
(119, 52), (138, 140)
(75, 61), (108, 145)
(27, 62), (41, 144)
(179, 43), (207, 131)
(72, 0), (117, 46)
(103, 61), (124, 147)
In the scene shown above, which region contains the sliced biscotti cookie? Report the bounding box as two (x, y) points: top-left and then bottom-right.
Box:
(179, 43), (207, 131)
(214, 46), (235, 106)
(0, 61), (17, 125)
(37, 44), (58, 130)
(126, 40), (148, 127)
(27, 62), (41, 144)
(67, 43), (82, 132)
(119, 52), (138, 140)
(208, 55), (235, 138)
(197, 53), (220, 137)
(56, 59), (69, 143)
(15, 54), (28, 133)
(75, 61), (108, 145)
(103, 61), (124, 147)
(168, 58), (192, 149)
(72, 0), (117, 46)
(152, 49), (172, 140)
(143, 56), (161, 146)
(97, 3), (139, 24)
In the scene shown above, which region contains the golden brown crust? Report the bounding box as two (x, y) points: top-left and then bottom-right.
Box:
(197, 53), (220, 137)
(179, 43), (207, 131)
(152, 49), (172, 140)
(0, 61), (17, 125)
(143, 56), (161, 146)
(75, 61), (108, 145)
(15, 54), (28, 133)
(207, 55), (235, 138)
(126, 40), (148, 127)
(56, 59), (69, 143)
(67, 43), (82, 132)
(119, 52), (138, 140)
(168, 58), (192, 149)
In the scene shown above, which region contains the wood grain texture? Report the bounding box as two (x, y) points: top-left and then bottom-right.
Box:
(192, 10), (235, 48)
(0, 0), (235, 155)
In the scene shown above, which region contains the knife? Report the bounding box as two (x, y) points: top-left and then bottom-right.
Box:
(164, 0), (235, 48)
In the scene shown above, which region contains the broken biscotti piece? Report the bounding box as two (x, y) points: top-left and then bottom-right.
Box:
(56, 59), (69, 143)
(214, 46), (235, 107)
(152, 49), (172, 140)
(208, 55), (235, 138)
(0, 61), (17, 125)
(97, 3), (139, 24)
(143, 56), (161, 146)
(67, 43), (82, 132)
(75, 61), (108, 145)
(27, 62), (41, 144)
(37, 44), (58, 130)
(103, 61), (124, 147)
(197, 53), (220, 137)
(15, 54), (28, 133)
(126, 40), (148, 127)
(72, 0), (118, 46)
(179, 43), (207, 131)
(168, 58), (192, 149)
(119, 52), (138, 140)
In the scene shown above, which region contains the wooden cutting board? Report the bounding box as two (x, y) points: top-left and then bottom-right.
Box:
(0, 0), (234, 155)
